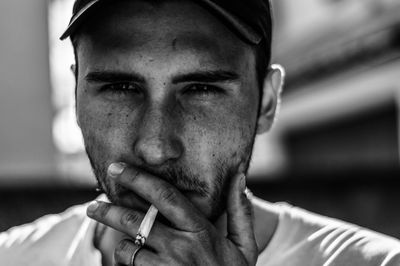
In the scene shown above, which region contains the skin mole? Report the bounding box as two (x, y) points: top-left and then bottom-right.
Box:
(172, 38), (177, 50)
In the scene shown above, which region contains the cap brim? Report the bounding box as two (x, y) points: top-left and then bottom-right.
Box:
(60, 0), (262, 44)
(198, 0), (262, 44)
(60, 0), (101, 40)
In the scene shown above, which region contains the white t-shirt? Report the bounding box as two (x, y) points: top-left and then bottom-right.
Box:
(1, 200), (399, 266)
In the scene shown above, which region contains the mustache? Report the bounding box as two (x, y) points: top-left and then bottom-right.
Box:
(126, 163), (210, 197)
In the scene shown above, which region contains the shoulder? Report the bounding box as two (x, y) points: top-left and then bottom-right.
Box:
(255, 199), (400, 266)
(0, 203), (100, 266)
(0, 204), (89, 248)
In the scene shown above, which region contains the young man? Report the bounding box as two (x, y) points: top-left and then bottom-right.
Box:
(1, 0), (400, 265)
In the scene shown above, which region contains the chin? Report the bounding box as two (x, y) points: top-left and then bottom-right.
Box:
(188, 190), (226, 222)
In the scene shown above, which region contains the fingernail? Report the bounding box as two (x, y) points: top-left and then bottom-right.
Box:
(87, 201), (99, 214)
(239, 174), (246, 192)
(108, 162), (126, 178)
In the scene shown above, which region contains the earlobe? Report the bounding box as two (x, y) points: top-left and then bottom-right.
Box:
(76, 111), (81, 128)
(70, 64), (76, 75)
(75, 97), (80, 128)
(256, 64), (285, 134)
(71, 64), (80, 128)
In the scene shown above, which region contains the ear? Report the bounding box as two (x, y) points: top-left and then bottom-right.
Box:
(70, 64), (76, 74)
(256, 64), (285, 134)
(71, 64), (81, 127)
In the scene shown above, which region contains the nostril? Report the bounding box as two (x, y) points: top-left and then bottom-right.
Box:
(135, 138), (182, 166)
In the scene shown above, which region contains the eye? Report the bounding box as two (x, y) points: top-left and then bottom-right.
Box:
(100, 82), (142, 95)
(183, 84), (224, 96)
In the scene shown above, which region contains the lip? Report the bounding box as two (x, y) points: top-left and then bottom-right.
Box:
(113, 162), (203, 195)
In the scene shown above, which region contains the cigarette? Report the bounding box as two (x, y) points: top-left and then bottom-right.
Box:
(137, 204), (158, 239)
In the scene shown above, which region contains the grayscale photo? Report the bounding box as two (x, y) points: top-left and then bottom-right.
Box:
(1, 0), (400, 265)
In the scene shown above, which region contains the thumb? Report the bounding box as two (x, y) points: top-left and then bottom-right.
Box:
(227, 173), (258, 265)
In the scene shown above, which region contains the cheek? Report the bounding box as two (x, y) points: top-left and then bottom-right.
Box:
(77, 98), (133, 158)
(182, 102), (257, 170)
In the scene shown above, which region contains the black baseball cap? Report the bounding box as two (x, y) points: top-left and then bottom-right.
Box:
(60, 0), (273, 46)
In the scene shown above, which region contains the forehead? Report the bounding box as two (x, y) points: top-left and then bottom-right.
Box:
(76, 0), (255, 71)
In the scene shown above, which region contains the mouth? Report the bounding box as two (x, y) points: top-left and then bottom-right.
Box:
(123, 164), (208, 194)
(116, 187), (197, 211)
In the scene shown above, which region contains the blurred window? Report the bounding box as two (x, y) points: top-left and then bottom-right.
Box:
(49, 0), (83, 155)
(49, 0), (94, 185)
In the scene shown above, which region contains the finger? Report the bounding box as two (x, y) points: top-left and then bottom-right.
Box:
(226, 173), (258, 265)
(118, 191), (151, 213)
(114, 239), (162, 266)
(108, 162), (208, 232)
(87, 201), (168, 251)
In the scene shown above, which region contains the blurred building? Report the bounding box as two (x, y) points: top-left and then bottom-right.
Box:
(251, 0), (400, 180)
(250, 0), (400, 239)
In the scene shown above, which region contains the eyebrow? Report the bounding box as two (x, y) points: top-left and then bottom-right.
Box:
(85, 71), (146, 83)
(84, 70), (240, 84)
(172, 70), (240, 84)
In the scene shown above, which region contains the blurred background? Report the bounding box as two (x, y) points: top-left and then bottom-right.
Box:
(1, 0), (400, 238)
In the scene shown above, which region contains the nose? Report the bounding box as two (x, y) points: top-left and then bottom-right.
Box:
(133, 104), (183, 166)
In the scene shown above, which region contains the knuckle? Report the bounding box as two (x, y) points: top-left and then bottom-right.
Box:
(157, 185), (177, 204)
(114, 239), (130, 261)
(120, 211), (140, 227)
(116, 239), (130, 252)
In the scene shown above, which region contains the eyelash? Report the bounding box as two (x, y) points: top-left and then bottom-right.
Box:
(100, 82), (224, 97)
(100, 82), (142, 95)
(183, 84), (224, 96)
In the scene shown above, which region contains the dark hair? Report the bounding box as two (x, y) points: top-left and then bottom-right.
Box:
(254, 39), (270, 92)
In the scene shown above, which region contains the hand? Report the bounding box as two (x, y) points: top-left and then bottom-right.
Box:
(87, 163), (258, 266)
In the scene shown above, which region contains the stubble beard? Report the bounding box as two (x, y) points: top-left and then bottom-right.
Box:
(84, 136), (255, 222)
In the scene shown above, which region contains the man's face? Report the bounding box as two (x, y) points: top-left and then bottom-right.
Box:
(76, 0), (261, 221)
